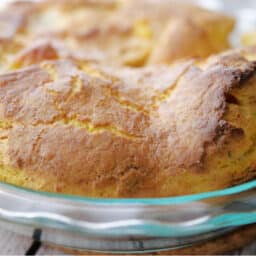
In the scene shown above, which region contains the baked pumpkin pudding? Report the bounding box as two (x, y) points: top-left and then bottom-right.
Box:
(0, 0), (255, 198)
(2, 0), (234, 68)
(0, 47), (255, 197)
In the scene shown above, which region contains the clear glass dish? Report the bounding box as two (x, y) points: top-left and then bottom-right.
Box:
(0, 180), (255, 253)
(0, 0), (256, 254)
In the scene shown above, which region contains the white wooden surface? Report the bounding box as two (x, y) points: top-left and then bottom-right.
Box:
(0, 227), (255, 255)
(0, 228), (62, 255)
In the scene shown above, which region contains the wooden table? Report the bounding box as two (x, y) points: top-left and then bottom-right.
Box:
(0, 227), (255, 255)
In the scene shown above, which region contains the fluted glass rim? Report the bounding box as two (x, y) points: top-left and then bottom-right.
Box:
(0, 180), (255, 205)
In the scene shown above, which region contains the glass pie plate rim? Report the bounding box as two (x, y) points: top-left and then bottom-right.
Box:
(1, 178), (256, 205)
(0, 179), (255, 253)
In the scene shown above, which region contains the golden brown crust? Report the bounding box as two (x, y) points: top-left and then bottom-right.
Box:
(1, 0), (234, 68)
(0, 1), (255, 198)
(0, 49), (255, 197)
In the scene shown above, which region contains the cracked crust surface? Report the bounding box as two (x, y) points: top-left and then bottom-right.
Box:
(0, 0), (255, 198)
(0, 48), (256, 197)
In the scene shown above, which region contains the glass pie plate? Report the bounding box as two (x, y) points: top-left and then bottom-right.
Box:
(0, 180), (255, 253)
(0, 0), (256, 254)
